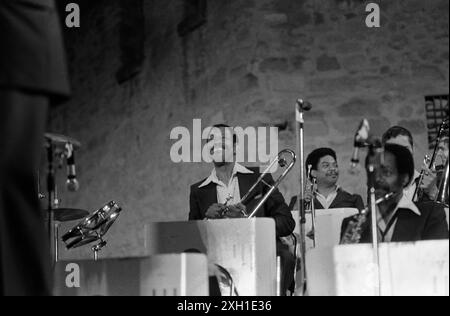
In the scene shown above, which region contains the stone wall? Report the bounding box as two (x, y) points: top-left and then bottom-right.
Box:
(50, 0), (449, 259)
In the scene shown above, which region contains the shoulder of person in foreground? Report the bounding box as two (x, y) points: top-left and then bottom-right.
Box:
(415, 201), (449, 240)
(336, 188), (365, 211)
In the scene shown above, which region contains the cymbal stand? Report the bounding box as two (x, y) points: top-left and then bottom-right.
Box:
(45, 142), (65, 264)
(92, 238), (107, 261)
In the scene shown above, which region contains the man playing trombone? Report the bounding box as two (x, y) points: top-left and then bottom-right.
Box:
(189, 124), (296, 295)
(382, 126), (439, 202)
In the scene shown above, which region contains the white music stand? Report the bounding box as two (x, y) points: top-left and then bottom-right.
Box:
(291, 208), (359, 250)
(145, 218), (277, 296)
(291, 208), (359, 295)
(53, 254), (208, 296)
(306, 240), (449, 296)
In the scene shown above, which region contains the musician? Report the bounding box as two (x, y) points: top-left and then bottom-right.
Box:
(0, 0), (70, 295)
(382, 126), (438, 201)
(304, 148), (364, 211)
(436, 135), (449, 188)
(341, 144), (449, 243)
(189, 124), (296, 295)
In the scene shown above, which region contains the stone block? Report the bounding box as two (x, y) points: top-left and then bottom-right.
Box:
(314, 12), (325, 25)
(255, 41), (270, 59)
(291, 55), (308, 70)
(268, 73), (306, 93)
(388, 35), (410, 51)
(259, 57), (290, 73)
(337, 98), (381, 117)
(412, 64), (446, 81)
(397, 105), (414, 119)
(230, 64), (248, 78)
(380, 66), (390, 75)
(264, 13), (288, 25)
(397, 119), (427, 135)
(304, 119), (330, 137)
(335, 41), (363, 54)
(316, 54), (341, 71)
(273, 0), (311, 27)
(238, 73), (259, 92)
(210, 67), (227, 88)
(341, 54), (367, 72)
(308, 76), (358, 93)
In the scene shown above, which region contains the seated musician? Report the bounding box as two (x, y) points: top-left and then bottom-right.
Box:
(304, 148), (364, 211)
(189, 124), (295, 295)
(382, 126), (438, 202)
(341, 144), (449, 243)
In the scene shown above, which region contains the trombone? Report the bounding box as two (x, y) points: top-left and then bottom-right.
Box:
(239, 149), (297, 219)
(413, 119), (449, 202)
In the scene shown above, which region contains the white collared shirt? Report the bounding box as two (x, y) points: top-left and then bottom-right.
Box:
(376, 194), (421, 242)
(198, 163), (254, 205)
(315, 186), (339, 209)
(403, 170), (421, 202)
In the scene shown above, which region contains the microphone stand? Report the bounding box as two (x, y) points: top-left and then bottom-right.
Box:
(46, 143), (57, 265)
(365, 138), (383, 296)
(295, 99), (311, 296)
(46, 142), (65, 265)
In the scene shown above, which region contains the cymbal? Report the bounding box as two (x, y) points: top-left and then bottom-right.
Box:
(52, 208), (89, 222)
(44, 133), (81, 148)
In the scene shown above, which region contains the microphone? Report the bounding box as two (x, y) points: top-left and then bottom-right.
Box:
(65, 143), (80, 192)
(296, 99), (312, 112)
(296, 99), (313, 124)
(350, 119), (370, 171)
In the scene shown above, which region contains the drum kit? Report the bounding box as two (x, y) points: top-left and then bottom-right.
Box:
(41, 133), (123, 262)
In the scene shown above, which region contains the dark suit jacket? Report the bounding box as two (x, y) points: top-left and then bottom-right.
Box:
(0, 0), (70, 101)
(0, 0), (69, 295)
(341, 201), (449, 243)
(310, 188), (364, 211)
(189, 167), (295, 237)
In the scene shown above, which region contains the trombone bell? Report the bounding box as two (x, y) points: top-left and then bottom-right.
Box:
(243, 150), (297, 219)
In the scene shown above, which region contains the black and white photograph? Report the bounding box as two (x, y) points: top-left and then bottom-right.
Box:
(0, 0), (448, 299)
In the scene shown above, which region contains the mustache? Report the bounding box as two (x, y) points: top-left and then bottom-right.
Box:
(374, 182), (390, 192)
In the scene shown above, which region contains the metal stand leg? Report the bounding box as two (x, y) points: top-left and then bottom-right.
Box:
(296, 99), (312, 296)
(46, 144), (56, 264)
(92, 239), (107, 261)
(367, 143), (383, 296)
(54, 223), (59, 263)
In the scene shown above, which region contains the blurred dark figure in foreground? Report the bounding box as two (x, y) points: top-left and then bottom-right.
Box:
(0, 0), (70, 295)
